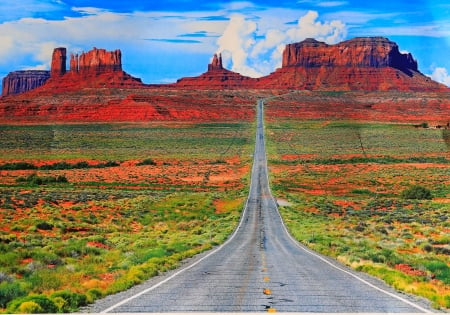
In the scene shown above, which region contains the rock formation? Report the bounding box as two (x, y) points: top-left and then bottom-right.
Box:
(2, 70), (50, 96)
(175, 53), (256, 89)
(174, 37), (446, 91)
(281, 37), (418, 72)
(69, 48), (122, 75)
(50, 47), (66, 77)
(208, 53), (223, 71)
(41, 47), (143, 91)
(255, 37), (446, 91)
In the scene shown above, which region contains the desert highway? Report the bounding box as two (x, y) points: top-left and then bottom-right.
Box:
(93, 100), (432, 313)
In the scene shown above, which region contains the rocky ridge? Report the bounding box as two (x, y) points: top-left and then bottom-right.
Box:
(0, 37), (448, 124)
(2, 71), (50, 96)
(43, 47), (142, 91)
(252, 37), (440, 91)
(281, 37), (417, 72)
(173, 37), (446, 91)
(174, 53), (255, 89)
(69, 48), (122, 75)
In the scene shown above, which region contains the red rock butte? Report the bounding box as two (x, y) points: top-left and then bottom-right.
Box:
(2, 70), (50, 96)
(253, 37), (444, 91)
(36, 47), (143, 93)
(174, 53), (255, 89)
(0, 37), (448, 124)
(1, 37), (449, 96)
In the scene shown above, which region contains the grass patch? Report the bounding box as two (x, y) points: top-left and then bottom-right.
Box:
(267, 118), (450, 310)
(0, 121), (252, 311)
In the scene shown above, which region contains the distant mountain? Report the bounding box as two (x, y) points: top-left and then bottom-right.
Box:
(254, 37), (447, 91)
(174, 37), (447, 91)
(0, 37), (448, 124)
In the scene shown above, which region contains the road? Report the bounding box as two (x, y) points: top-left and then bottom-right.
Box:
(93, 100), (432, 313)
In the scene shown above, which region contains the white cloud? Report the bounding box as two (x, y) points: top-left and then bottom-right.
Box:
(216, 10), (347, 77)
(316, 1), (348, 7)
(24, 64), (48, 70)
(216, 14), (262, 77)
(0, 0), (64, 22)
(429, 67), (450, 87)
(0, 35), (14, 60)
(297, 0), (348, 6)
(0, 8), (220, 72)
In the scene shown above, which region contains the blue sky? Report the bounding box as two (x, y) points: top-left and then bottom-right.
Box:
(0, 0), (449, 86)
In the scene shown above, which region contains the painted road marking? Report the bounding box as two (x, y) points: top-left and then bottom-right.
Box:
(263, 288), (272, 295)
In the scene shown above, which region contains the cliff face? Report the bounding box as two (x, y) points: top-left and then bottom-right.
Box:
(42, 47), (142, 91)
(51, 47), (67, 77)
(176, 37), (445, 91)
(256, 37), (445, 91)
(282, 37), (418, 72)
(70, 48), (122, 75)
(2, 70), (50, 96)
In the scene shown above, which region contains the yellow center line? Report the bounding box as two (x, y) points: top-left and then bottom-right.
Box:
(263, 288), (272, 295)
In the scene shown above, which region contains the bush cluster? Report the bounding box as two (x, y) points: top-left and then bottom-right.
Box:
(401, 185), (433, 200)
(0, 160), (119, 171)
(4, 290), (88, 313)
(136, 158), (157, 166)
(16, 174), (68, 185)
(0, 281), (27, 308)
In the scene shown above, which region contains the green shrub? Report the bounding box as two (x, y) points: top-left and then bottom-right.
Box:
(7, 295), (58, 313)
(424, 261), (450, 284)
(102, 160), (119, 167)
(35, 221), (53, 230)
(17, 301), (42, 313)
(401, 185), (432, 200)
(0, 162), (37, 170)
(136, 158), (156, 166)
(38, 160), (119, 170)
(16, 173), (69, 185)
(51, 296), (67, 312)
(39, 161), (71, 170)
(50, 290), (87, 312)
(86, 288), (103, 303)
(27, 270), (62, 291)
(0, 281), (27, 308)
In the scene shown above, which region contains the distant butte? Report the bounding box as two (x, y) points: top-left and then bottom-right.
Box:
(174, 53), (255, 89)
(1, 36), (448, 97)
(2, 70), (50, 96)
(1, 47), (144, 96)
(172, 37), (447, 91)
(41, 47), (143, 92)
(253, 37), (444, 91)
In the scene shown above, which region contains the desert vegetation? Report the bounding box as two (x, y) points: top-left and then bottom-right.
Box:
(0, 121), (252, 313)
(266, 118), (449, 309)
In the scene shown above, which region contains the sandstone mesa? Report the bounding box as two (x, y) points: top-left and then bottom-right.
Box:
(0, 36), (448, 124)
(2, 36), (448, 96)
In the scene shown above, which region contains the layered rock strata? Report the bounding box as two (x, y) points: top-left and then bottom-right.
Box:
(43, 47), (142, 91)
(69, 48), (122, 75)
(282, 37), (417, 72)
(51, 47), (67, 77)
(2, 70), (50, 96)
(255, 37), (446, 91)
(175, 53), (256, 89)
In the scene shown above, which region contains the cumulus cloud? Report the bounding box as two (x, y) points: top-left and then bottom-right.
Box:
(429, 67), (450, 86)
(216, 14), (261, 77)
(217, 10), (347, 77)
(0, 8), (219, 73)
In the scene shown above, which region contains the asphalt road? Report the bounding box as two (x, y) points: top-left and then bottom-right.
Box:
(92, 100), (433, 313)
